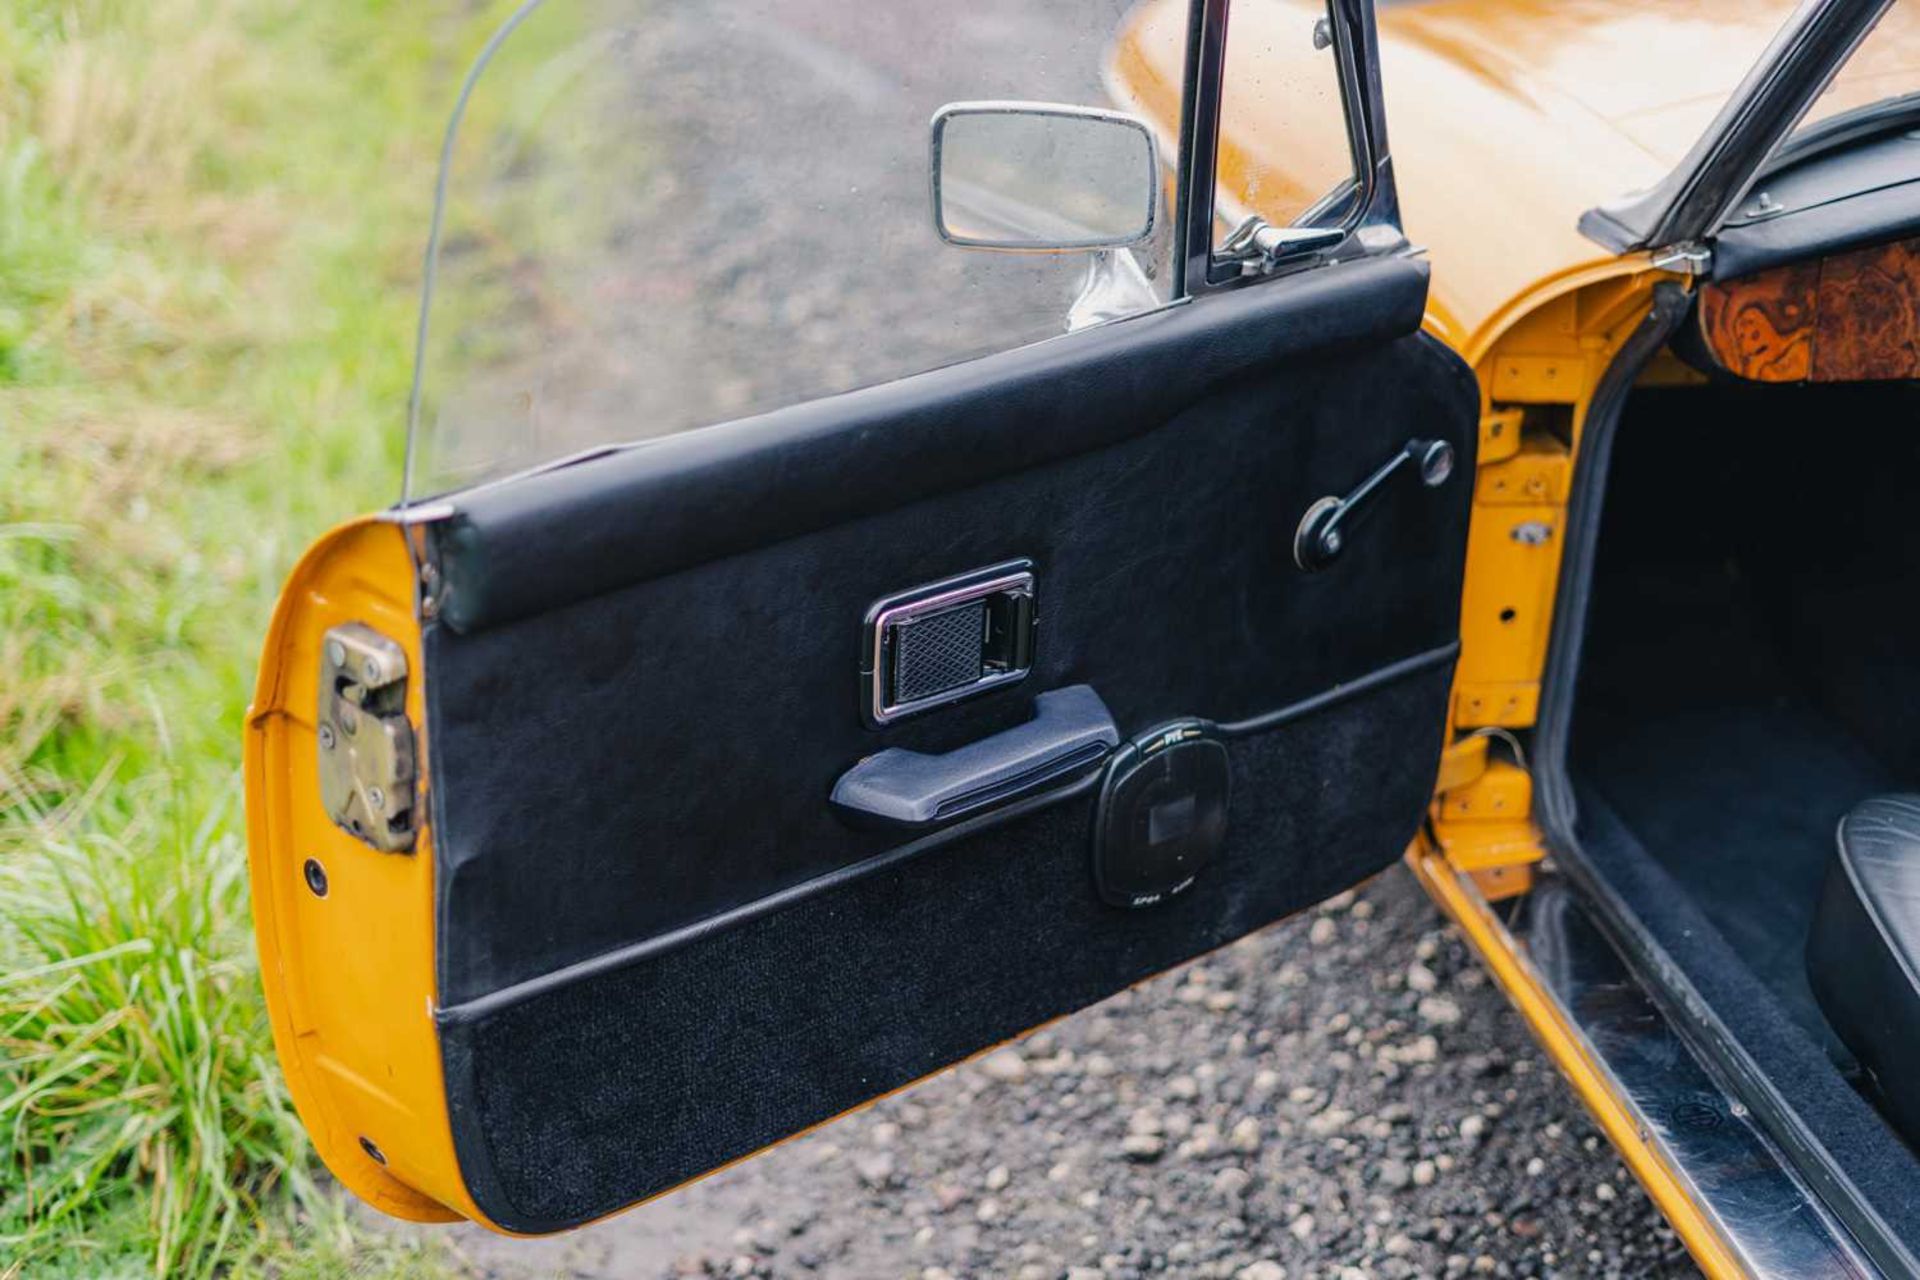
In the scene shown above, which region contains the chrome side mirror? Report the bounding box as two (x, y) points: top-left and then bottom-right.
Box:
(930, 102), (1160, 252)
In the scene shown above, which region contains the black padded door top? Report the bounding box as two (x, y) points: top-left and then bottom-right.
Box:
(418, 257), (1479, 1231)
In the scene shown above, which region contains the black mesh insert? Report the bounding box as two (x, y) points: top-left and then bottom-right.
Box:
(890, 601), (985, 705)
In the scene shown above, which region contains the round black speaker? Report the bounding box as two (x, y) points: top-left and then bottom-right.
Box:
(1091, 721), (1230, 908)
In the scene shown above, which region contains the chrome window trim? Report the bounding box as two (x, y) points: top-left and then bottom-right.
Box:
(1186, 0), (1396, 294)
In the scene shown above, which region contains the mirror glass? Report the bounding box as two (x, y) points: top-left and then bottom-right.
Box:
(934, 104), (1158, 250)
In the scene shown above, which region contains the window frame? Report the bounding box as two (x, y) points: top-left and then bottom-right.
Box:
(1577, 0), (1899, 254)
(1179, 0), (1382, 296)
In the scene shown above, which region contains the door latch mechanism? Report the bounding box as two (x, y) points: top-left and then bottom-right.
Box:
(317, 623), (417, 852)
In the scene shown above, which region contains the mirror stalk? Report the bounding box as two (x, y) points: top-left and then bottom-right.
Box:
(1066, 250), (1160, 332)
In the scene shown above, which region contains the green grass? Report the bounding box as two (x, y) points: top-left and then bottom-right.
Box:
(0, 0), (517, 1273)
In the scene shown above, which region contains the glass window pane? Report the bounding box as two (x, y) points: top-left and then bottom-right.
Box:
(1212, 0), (1354, 251)
(408, 0), (1190, 499)
(1797, 0), (1920, 137)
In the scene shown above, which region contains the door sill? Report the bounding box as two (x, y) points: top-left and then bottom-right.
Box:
(1411, 846), (1875, 1279)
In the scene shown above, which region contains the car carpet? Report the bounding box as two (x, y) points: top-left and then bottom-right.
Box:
(1562, 381), (1920, 1259)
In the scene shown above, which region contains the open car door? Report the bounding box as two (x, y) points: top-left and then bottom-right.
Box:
(245, 0), (1479, 1234)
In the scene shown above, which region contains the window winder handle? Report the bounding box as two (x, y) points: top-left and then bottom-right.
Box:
(1293, 438), (1455, 572)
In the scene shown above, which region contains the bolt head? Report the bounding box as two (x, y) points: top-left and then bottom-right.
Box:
(339, 705), (359, 734)
(362, 656), (383, 684)
(318, 723), (336, 751)
(326, 639), (347, 669)
(367, 786), (386, 809)
(1323, 529), (1343, 555)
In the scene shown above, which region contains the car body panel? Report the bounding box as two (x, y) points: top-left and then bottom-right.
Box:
(244, 518), (475, 1225)
(1116, 0), (1920, 351)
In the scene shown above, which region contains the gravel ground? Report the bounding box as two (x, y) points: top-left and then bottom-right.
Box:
(415, 866), (1697, 1280)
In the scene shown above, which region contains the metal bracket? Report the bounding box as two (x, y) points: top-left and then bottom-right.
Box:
(317, 623), (417, 852)
(1650, 241), (1713, 276)
(1217, 215), (1345, 277)
(1737, 189), (1787, 223)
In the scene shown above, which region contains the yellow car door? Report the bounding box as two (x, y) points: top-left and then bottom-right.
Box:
(244, 0), (1483, 1233)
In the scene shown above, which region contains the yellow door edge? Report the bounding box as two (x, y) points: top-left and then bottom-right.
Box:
(1405, 840), (1748, 1280)
(245, 517), (483, 1225)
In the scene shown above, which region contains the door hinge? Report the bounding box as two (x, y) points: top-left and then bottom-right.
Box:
(317, 623), (418, 852)
(1431, 755), (1545, 902)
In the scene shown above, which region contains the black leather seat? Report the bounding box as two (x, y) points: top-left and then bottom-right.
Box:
(1809, 795), (1920, 1143)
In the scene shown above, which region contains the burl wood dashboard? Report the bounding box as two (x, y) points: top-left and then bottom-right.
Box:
(1697, 236), (1920, 382)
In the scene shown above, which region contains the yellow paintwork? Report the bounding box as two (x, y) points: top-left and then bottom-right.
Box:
(1426, 269), (1740, 1252)
(245, 519), (482, 1226)
(1447, 272), (1678, 738)
(1119, 0), (1920, 354)
(1430, 758), (1543, 900)
(1452, 271), (1660, 731)
(1118, 0), (1753, 346)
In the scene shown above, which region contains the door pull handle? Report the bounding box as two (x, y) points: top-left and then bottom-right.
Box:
(830, 685), (1117, 828)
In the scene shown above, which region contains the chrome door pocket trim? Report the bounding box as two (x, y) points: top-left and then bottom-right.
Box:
(862, 561), (1037, 726)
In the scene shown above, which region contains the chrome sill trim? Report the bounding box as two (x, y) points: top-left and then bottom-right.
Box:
(1505, 873), (1876, 1279)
